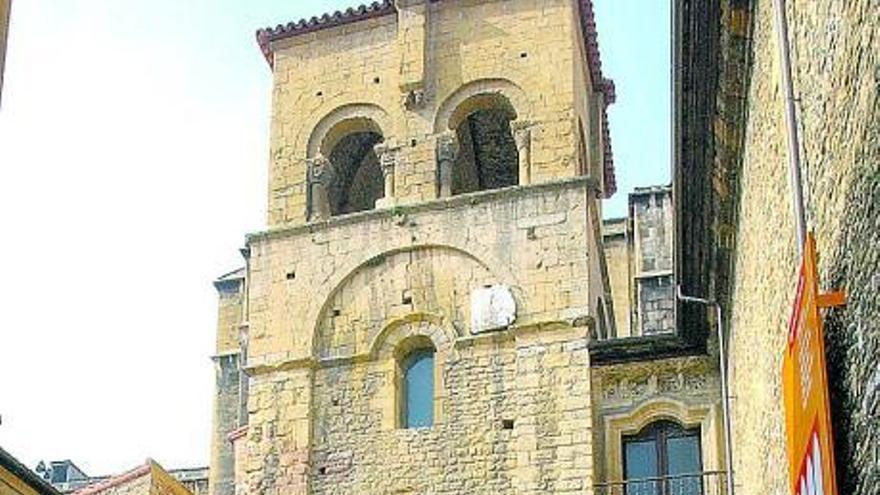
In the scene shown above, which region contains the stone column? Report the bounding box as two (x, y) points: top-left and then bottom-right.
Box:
(511, 121), (532, 185)
(374, 142), (397, 208)
(308, 155), (332, 221)
(436, 132), (459, 198)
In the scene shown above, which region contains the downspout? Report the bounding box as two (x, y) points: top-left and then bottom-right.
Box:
(772, 0), (807, 255)
(677, 286), (735, 495)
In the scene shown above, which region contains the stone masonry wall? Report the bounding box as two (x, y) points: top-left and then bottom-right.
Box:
(590, 356), (723, 484)
(729, 1), (878, 493)
(241, 179), (600, 495)
(307, 326), (591, 495)
(600, 188), (673, 338)
(245, 179), (598, 363)
(209, 279), (244, 495)
(265, 0), (604, 227)
(601, 220), (631, 338)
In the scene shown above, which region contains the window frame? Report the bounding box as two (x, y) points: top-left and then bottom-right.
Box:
(398, 346), (436, 429)
(622, 420), (703, 492)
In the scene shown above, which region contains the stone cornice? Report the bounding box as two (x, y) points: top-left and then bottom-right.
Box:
(247, 176), (600, 244)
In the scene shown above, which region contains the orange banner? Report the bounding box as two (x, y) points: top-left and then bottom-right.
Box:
(782, 233), (843, 495)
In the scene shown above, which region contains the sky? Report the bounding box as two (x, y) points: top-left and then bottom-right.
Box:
(0, 0), (669, 476)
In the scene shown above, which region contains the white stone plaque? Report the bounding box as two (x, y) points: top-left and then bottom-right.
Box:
(470, 285), (517, 333)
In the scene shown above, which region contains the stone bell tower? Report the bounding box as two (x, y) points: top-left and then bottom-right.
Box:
(210, 1), (616, 494)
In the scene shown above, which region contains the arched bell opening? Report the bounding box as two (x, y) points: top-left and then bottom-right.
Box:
(326, 130), (385, 216)
(448, 94), (520, 195)
(308, 114), (391, 220)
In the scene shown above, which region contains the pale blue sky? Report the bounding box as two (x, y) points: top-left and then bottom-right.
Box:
(0, 0), (669, 475)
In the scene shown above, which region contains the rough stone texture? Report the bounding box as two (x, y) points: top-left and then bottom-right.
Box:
(304, 324), (592, 495)
(601, 218), (630, 337)
(601, 186), (674, 338)
(210, 354), (240, 495)
(264, 0), (610, 227)
(209, 275), (246, 495)
(635, 275), (674, 336)
(239, 179), (604, 495)
(211, 2), (726, 494)
(631, 190), (672, 276)
(728, 1), (879, 494)
(246, 179), (600, 364)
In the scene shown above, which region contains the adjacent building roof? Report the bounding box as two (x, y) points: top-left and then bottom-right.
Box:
(213, 267), (245, 293)
(254, 0), (617, 197)
(71, 463), (151, 495)
(0, 447), (63, 495)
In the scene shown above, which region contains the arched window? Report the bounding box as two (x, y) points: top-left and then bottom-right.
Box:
(327, 131), (385, 216)
(623, 420), (702, 494)
(400, 347), (435, 428)
(447, 94), (519, 195)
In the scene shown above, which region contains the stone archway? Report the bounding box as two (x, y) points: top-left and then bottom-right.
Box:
(433, 79), (534, 194)
(305, 104), (397, 219)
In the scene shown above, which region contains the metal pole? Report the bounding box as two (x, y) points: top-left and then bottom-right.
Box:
(772, 0), (807, 255)
(677, 287), (735, 495)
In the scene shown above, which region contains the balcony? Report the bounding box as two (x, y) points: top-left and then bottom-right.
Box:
(594, 471), (727, 495)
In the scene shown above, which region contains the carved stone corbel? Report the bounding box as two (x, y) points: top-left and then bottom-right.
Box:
(436, 132), (460, 198)
(403, 88), (426, 111)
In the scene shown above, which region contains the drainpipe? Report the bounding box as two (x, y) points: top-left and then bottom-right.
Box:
(772, 0), (807, 255)
(677, 286), (735, 495)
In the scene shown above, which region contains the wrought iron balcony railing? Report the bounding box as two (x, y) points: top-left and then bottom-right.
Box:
(594, 471), (727, 495)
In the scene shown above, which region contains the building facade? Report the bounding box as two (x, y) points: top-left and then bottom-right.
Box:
(210, 1), (726, 494)
(676, 0), (879, 494)
(602, 186), (675, 339)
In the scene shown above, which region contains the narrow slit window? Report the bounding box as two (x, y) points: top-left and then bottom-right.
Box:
(401, 348), (435, 428)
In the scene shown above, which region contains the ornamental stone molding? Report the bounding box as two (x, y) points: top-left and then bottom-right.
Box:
(436, 131), (460, 198)
(511, 120), (533, 185)
(596, 356), (717, 404)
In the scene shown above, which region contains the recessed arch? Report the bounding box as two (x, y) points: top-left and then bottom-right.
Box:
(603, 398), (722, 484)
(614, 398), (705, 436)
(307, 244), (520, 359)
(306, 104), (392, 217)
(371, 314), (455, 361)
(435, 80), (529, 195)
(306, 103), (392, 159)
(433, 78), (530, 133)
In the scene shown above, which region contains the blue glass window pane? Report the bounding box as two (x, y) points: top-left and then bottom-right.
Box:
(625, 440), (659, 495)
(403, 350), (434, 428)
(667, 436), (702, 495)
